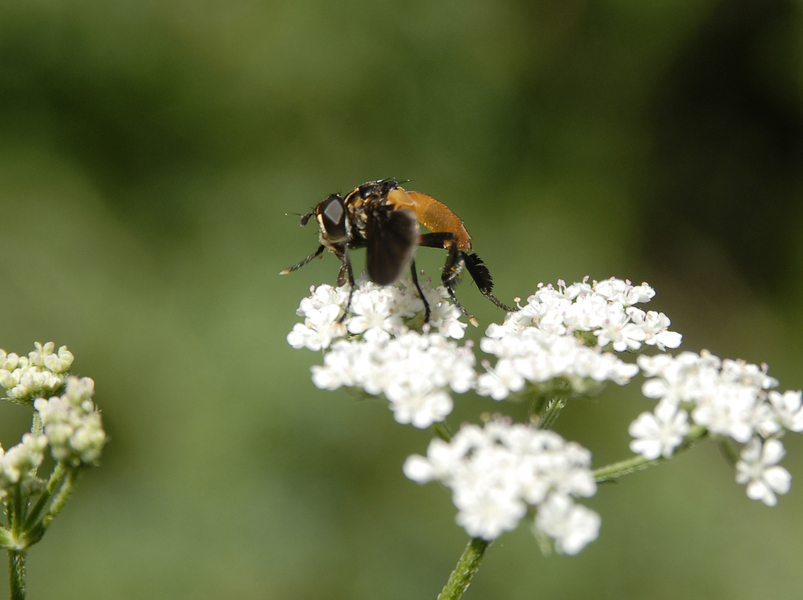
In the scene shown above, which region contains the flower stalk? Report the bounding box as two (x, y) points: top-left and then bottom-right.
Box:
(594, 425), (708, 483)
(437, 538), (490, 600)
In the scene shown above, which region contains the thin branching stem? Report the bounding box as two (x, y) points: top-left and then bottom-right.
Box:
(594, 425), (708, 483)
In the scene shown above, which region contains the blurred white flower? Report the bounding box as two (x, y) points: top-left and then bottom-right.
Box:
(404, 418), (599, 551)
(534, 494), (601, 555)
(736, 438), (791, 507)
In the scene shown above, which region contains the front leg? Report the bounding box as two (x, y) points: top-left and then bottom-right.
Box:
(339, 245), (358, 322)
(280, 245), (325, 275)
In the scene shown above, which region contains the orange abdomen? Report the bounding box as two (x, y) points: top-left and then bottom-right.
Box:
(387, 188), (472, 251)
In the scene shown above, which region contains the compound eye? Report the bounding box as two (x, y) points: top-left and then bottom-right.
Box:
(318, 195), (347, 238)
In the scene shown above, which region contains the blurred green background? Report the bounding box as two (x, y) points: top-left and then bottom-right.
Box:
(2, 0), (803, 598)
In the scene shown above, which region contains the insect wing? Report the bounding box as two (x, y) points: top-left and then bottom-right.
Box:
(366, 207), (418, 285)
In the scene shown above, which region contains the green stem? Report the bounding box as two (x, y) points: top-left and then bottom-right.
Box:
(539, 397), (567, 430)
(8, 550), (26, 600)
(9, 484), (23, 541)
(23, 462), (68, 531)
(42, 467), (79, 529)
(432, 422), (453, 442)
(594, 425), (708, 483)
(593, 454), (657, 482)
(716, 437), (741, 468)
(437, 538), (490, 600)
(30, 412), (43, 438)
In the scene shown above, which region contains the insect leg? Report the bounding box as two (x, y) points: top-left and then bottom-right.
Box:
(408, 259), (431, 323)
(418, 232), (478, 325)
(339, 245), (357, 322)
(462, 252), (517, 312)
(280, 245), (325, 274)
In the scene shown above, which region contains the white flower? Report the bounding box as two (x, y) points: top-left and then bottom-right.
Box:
(476, 359), (525, 401)
(405, 418), (598, 549)
(456, 487), (527, 541)
(593, 302), (647, 351)
(637, 351), (780, 445)
(629, 401), (690, 460)
(767, 390), (803, 432)
(347, 287), (405, 335)
(477, 327), (639, 401)
(310, 330), (474, 428)
(627, 309), (682, 350)
(534, 494), (601, 555)
(736, 439), (791, 506)
(476, 278), (672, 401)
(593, 278), (654, 305)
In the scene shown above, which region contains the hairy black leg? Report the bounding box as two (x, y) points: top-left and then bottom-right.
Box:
(462, 252), (517, 312)
(280, 245), (325, 274)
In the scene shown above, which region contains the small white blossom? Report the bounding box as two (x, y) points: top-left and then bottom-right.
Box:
(627, 309), (682, 350)
(629, 401), (690, 460)
(404, 418), (599, 550)
(767, 390), (803, 433)
(736, 439), (791, 506)
(534, 494), (601, 555)
(593, 302), (647, 351)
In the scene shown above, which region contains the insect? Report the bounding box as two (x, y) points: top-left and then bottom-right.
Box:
(281, 179), (515, 325)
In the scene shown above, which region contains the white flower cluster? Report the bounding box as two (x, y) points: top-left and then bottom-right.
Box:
(477, 278), (681, 400)
(631, 351), (800, 506)
(289, 277), (474, 428)
(312, 330), (476, 428)
(34, 377), (107, 466)
(0, 434), (48, 498)
(0, 342), (74, 404)
(404, 417), (600, 554)
(287, 277), (467, 352)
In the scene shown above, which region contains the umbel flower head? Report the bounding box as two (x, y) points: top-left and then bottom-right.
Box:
(288, 275), (473, 428)
(630, 351), (801, 505)
(476, 278), (681, 401)
(404, 416), (600, 553)
(0, 342), (74, 404)
(0, 434), (48, 498)
(35, 376), (107, 467)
